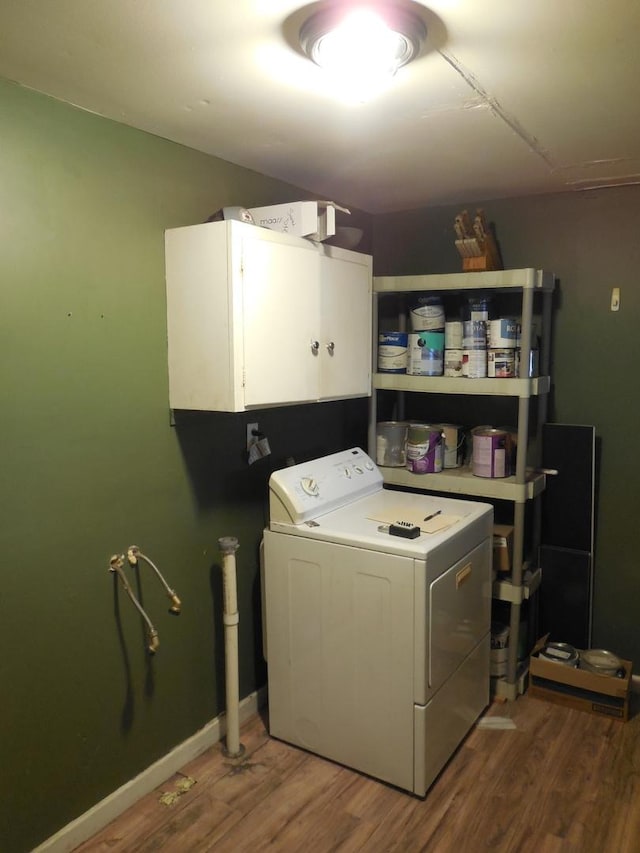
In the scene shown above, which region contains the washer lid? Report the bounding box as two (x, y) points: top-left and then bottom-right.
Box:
(269, 487), (492, 559)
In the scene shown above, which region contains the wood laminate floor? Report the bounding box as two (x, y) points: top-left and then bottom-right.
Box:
(74, 693), (640, 853)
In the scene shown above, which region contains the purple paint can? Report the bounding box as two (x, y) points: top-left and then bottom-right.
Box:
(406, 424), (444, 474)
(471, 427), (511, 478)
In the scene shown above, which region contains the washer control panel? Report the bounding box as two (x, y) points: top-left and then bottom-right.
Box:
(269, 447), (382, 525)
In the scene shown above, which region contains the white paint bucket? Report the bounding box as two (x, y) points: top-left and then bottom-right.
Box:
(445, 320), (463, 349)
(490, 647), (509, 677)
(444, 349), (464, 377)
(409, 296), (445, 331)
(487, 318), (519, 349)
(462, 320), (487, 349)
(462, 349), (487, 378)
(491, 622), (510, 649)
(438, 423), (465, 468)
(464, 293), (494, 321)
(407, 332), (444, 375)
(378, 331), (407, 373)
(406, 423), (444, 474)
(376, 421), (408, 467)
(471, 427), (511, 478)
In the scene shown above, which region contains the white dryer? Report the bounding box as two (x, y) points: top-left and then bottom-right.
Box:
(262, 447), (493, 796)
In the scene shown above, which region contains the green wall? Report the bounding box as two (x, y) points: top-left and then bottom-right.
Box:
(0, 79), (369, 853)
(374, 191), (640, 664)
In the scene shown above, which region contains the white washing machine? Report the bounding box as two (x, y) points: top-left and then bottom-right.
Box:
(262, 447), (493, 796)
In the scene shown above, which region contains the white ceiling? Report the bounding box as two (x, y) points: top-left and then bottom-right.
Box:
(1, 0), (639, 213)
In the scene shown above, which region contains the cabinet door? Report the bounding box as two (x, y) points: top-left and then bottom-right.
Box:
(241, 236), (321, 407)
(319, 254), (372, 399)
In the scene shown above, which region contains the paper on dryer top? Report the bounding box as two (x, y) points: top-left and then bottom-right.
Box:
(367, 506), (461, 534)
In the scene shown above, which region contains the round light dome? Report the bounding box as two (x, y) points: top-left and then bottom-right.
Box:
(299, 4), (427, 77)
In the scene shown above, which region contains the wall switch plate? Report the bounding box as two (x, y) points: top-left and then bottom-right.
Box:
(611, 287), (620, 311)
(246, 422), (259, 451)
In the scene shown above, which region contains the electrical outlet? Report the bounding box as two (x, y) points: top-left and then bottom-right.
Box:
(246, 422), (259, 451)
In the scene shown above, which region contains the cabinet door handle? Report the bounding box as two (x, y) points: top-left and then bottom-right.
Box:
(326, 341), (335, 355)
(310, 340), (320, 354)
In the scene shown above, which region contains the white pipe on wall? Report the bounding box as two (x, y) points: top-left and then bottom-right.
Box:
(218, 536), (245, 758)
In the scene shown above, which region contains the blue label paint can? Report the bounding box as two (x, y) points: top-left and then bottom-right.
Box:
(378, 331), (408, 373)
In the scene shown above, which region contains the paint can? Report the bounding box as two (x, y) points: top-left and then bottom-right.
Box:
(579, 648), (622, 676)
(409, 296), (445, 331)
(487, 318), (519, 349)
(471, 427), (511, 478)
(514, 348), (539, 377)
(445, 320), (464, 349)
(464, 293), (494, 321)
(377, 331), (408, 373)
(406, 423), (444, 474)
(408, 348), (443, 376)
(487, 348), (516, 378)
(376, 421), (409, 468)
(515, 326), (539, 348)
(462, 320), (487, 349)
(444, 348), (464, 377)
(540, 642), (579, 668)
(491, 622), (510, 649)
(497, 426), (518, 471)
(490, 646), (509, 677)
(408, 330), (445, 351)
(407, 332), (444, 376)
(438, 423), (465, 468)
(462, 349), (487, 378)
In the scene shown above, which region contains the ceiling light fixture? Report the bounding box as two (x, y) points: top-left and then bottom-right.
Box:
(299, 3), (427, 101)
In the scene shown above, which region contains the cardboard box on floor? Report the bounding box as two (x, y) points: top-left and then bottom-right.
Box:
(529, 636), (632, 721)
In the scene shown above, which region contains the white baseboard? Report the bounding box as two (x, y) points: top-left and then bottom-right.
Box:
(34, 687), (267, 853)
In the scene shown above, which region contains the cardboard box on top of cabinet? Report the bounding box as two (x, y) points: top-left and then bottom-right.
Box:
(493, 524), (514, 574)
(248, 200), (347, 242)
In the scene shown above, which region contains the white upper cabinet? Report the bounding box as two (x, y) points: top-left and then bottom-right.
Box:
(165, 219), (372, 412)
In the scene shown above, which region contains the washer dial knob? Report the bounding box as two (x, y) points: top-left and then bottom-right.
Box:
(300, 477), (319, 497)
